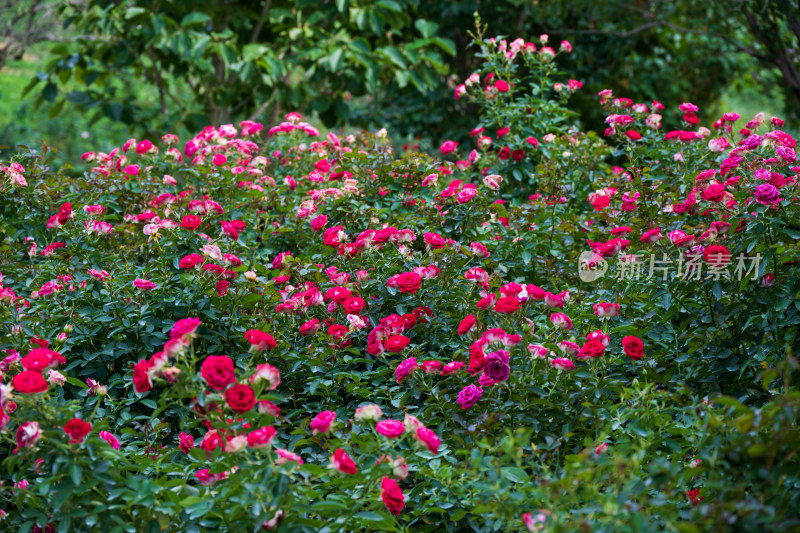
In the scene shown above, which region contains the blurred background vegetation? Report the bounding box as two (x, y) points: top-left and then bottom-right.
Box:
(0, 0), (797, 166)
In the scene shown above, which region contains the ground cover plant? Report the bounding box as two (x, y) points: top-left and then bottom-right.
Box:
(0, 30), (799, 533)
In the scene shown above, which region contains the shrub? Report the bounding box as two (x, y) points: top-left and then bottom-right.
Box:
(0, 34), (798, 532)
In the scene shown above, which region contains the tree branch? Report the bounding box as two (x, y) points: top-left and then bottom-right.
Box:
(147, 49), (168, 122)
(250, 0), (272, 44)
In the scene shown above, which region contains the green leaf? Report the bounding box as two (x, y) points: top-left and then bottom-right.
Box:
(125, 7), (146, 19)
(181, 12), (211, 27)
(376, 0), (402, 12)
(242, 44), (266, 62)
(430, 37), (456, 56)
(414, 19), (439, 38)
(329, 48), (344, 72)
(179, 496), (205, 507)
(378, 47), (406, 69)
(70, 463), (82, 486)
(41, 82), (58, 103)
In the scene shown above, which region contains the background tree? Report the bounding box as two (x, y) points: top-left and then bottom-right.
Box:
(5, 0), (798, 161)
(25, 0), (455, 137)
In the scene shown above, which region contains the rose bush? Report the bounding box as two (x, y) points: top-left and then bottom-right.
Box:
(0, 30), (799, 532)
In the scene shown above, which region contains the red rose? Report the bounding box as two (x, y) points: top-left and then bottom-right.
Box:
(401, 313), (417, 329)
(511, 149), (525, 162)
(323, 324), (345, 340)
(384, 335), (411, 353)
(331, 448), (358, 475)
(343, 297), (365, 314)
(498, 146), (511, 160)
(180, 215), (202, 230)
(63, 418), (92, 444)
(225, 383), (256, 413)
(201, 355), (236, 391)
(622, 336), (645, 360)
(468, 344), (486, 375)
(12, 370), (49, 394)
(423, 232), (446, 249)
(577, 340), (606, 359)
(703, 245), (730, 266)
(592, 196), (610, 211)
(21, 348), (65, 371)
(458, 315), (476, 335)
(179, 254), (204, 269)
(133, 359), (153, 393)
(395, 272), (422, 294)
(702, 184), (726, 202)
(381, 476), (405, 515)
(245, 329), (277, 351)
(415, 426), (440, 454)
(30, 337), (49, 348)
(325, 286), (351, 303)
(625, 130), (642, 141)
(494, 296), (520, 314)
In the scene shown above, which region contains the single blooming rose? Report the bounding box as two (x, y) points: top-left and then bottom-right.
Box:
(381, 477), (405, 515)
(395, 272), (422, 294)
(244, 329), (277, 351)
(550, 358), (575, 371)
(311, 410), (336, 434)
(12, 370), (49, 394)
(331, 448), (358, 475)
(458, 314), (477, 335)
(484, 351), (511, 383)
(132, 359), (152, 393)
(550, 312), (573, 330)
(421, 360), (442, 373)
(622, 336), (645, 360)
(354, 404), (383, 422)
(179, 432), (194, 454)
(385, 335), (411, 353)
(494, 296), (521, 314)
(63, 418), (92, 444)
(247, 426), (277, 449)
(376, 419), (406, 438)
(275, 448), (304, 465)
(457, 384), (483, 409)
(394, 357), (419, 383)
(132, 278), (156, 291)
(13, 421), (40, 453)
(225, 383), (256, 413)
(577, 340), (606, 359)
(99, 430), (121, 450)
(250, 363), (281, 390)
(702, 244), (731, 266)
(196, 469), (226, 486)
(593, 302), (620, 318)
(440, 140), (459, 155)
(200, 355), (236, 391)
(415, 426), (440, 454)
